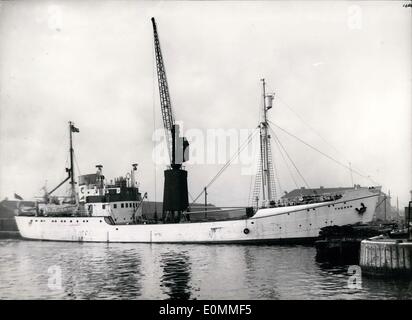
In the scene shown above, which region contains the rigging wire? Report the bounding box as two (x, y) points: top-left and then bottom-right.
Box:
(73, 151), (81, 176)
(248, 132), (261, 206)
(247, 173), (254, 207)
(271, 131), (299, 190)
(269, 138), (282, 200)
(268, 120), (379, 185)
(188, 191), (195, 203)
(276, 95), (351, 163)
(192, 127), (260, 204)
(275, 96), (379, 185)
(269, 126), (310, 188)
(152, 38), (158, 213)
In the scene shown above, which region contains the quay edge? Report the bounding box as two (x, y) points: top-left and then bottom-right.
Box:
(360, 237), (412, 277)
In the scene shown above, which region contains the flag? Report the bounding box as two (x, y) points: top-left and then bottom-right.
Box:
(71, 124), (80, 133)
(14, 193), (23, 200)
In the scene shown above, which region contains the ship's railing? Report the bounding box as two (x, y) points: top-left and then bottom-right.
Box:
(260, 194), (343, 209)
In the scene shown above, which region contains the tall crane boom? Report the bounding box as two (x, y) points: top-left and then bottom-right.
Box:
(151, 17), (189, 221)
(151, 17), (175, 164)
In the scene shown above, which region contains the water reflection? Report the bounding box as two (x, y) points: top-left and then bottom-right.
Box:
(160, 251), (191, 299)
(242, 246), (281, 299)
(316, 261), (412, 300)
(0, 240), (411, 300)
(49, 244), (143, 299)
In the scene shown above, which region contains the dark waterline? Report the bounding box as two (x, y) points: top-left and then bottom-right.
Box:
(0, 239), (411, 300)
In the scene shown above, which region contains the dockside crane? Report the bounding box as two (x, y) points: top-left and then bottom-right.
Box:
(151, 17), (190, 223)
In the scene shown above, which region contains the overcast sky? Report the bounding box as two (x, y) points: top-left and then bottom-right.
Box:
(0, 1), (411, 208)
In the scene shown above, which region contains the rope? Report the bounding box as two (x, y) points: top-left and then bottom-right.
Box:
(268, 120), (379, 185)
(192, 127), (259, 204)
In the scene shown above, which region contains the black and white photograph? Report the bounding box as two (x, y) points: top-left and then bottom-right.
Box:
(0, 0), (411, 306)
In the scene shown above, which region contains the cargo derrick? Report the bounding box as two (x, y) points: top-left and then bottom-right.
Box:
(151, 18), (189, 223)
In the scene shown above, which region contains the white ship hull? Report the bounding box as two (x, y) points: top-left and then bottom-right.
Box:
(15, 188), (379, 243)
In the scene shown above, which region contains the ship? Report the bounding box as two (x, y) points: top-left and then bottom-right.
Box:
(15, 18), (381, 243)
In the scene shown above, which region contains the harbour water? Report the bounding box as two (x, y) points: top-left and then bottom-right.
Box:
(0, 239), (411, 300)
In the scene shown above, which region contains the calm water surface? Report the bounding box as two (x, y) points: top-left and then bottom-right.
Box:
(0, 239), (411, 300)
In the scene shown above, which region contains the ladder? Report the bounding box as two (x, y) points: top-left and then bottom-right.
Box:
(267, 138), (278, 201)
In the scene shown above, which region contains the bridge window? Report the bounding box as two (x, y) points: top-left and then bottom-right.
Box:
(102, 204), (106, 209)
(113, 204), (117, 209)
(121, 203), (124, 208)
(126, 203), (128, 208)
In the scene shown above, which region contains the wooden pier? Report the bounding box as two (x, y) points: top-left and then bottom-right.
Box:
(315, 224), (393, 264)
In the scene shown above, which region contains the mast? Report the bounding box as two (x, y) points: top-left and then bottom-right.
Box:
(69, 121), (79, 204)
(260, 79), (274, 205)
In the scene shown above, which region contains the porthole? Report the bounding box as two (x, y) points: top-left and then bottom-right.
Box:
(100, 220), (102, 223)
